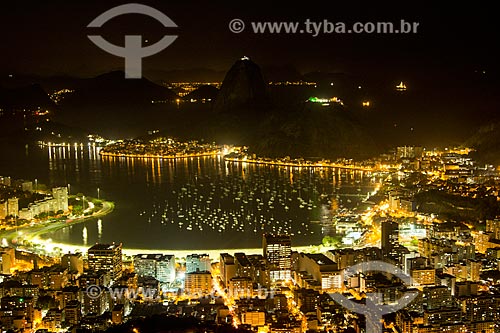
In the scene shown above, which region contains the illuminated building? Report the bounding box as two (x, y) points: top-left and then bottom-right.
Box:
(7, 198), (18, 217)
(381, 220), (399, 260)
(0, 248), (15, 275)
(64, 300), (81, 326)
(61, 253), (84, 275)
(423, 307), (463, 326)
(263, 234), (292, 281)
(133, 254), (175, 283)
(186, 253), (211, 273)
(247, 254), (271, 288)
(77, 271), (108, 288)
(241, 311), (265, 327)
(486, 219), (500, 240)
(228, 276), (253, 299)
(466, 259), (481, 282)
(52, 187), (69, 212)
(411, 268), (436, 286)
(234, 252), (253, 278)
(80, 286), (107, 315)
(184, 271), (212, 296)
(59, 286), (79, 309)
(396, 146), (423, 159)
(0, 201), (7, 219)
(220, 253), (236, 287)
(460, 294), (500, 322)
(111, 304), (124, 324)
(296, 253), (343, 291)
(87, 243), (123, 283)
(295, 288), (320, 313)
(423, 286), (454, 310)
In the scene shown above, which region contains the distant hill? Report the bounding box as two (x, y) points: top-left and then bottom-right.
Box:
(56, 71), (179, 138)
(249, 102), (377, 160)
(60, 71), (177, 106)
(213, 58), (270, 113)
(465, 122), (500, 165)
(0, 84), (55, 110)
(0, 84), (56, 136)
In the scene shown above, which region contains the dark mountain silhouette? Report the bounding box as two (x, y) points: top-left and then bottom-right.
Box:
(0, 84), (56, 137)
(183, 85), (219, 101)
(249, 102), (377, 160)
(60, 71), (177, 106)
(0, 84), (55, 110)
(213, 58), (270, 113)
(465, 122), (500, 165)
(56, 71), (179, 138)
(160, 59), (377, 159)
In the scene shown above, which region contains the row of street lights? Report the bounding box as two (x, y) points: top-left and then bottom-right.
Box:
(67, 184), (100, 199)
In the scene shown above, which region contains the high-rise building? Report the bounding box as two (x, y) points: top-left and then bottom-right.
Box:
(87, 243), (123, 282)
(411, 268), (436, 286)
(297, 253), (343, 291)
(133, 254), (175, 283)
(381, 220), (399, 259)
(61, 253), (84, 275)
(81, 286), (107, 315)
(0, 247), (15, 275)
(156, 255), (176, 283)
(186, 254), (211, 273)
(396, 146), (423, 159)
(423, 286), (454, 310)
(64, 300), (81, 326)
(234, 253), (253, 278)
(7, 198), (18, 217)
(263, 234), (292, 281)
(228, 276), (253, 299)
(0, 201), (7, 220)
(184, 271), (212, 296)
(220, 253), (236, 287)
(52, 187), (69, 212)
(486, 219), (500, 240)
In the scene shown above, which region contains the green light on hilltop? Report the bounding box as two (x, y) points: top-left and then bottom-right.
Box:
(308, 96), (344, 106)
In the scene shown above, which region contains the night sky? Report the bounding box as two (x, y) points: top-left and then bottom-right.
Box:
(0, 1), (498, 78)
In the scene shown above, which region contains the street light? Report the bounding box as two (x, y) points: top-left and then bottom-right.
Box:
(67, 183), (71, 195)
(97, 187), (100, 200)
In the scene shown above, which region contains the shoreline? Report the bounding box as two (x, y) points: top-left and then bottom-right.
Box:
(223, 157), (374, 171)
(28, 237), (329, 259)
(99, 151), (221, 159)
(1, 200), (115, 244)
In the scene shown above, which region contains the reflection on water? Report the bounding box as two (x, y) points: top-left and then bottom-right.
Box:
(3, 143), (381, 249)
